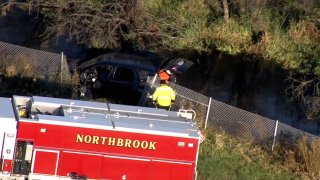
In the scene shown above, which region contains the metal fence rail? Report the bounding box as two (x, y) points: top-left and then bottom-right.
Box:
(207, 98), (277, 142)
(143, 76), (319, 149)
(0, 41), (70, 83)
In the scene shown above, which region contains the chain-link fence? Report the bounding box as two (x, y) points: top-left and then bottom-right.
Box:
(0, 41), (71, 83)
(141, 76), (319, 149)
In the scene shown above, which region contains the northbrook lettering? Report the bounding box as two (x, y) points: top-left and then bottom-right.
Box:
(76, 134), (157, 150)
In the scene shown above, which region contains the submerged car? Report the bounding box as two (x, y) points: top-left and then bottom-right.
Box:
(76, 53), (194, 105)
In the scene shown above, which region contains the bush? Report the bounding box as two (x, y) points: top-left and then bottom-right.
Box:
(143, 0), (211, 53)
(277, 135), (320, 179)
(206, 18), (252, 54)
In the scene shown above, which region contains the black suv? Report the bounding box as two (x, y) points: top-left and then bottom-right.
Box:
(76, 53), (193, 104)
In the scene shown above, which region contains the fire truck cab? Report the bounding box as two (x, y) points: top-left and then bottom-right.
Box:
(0, 95), (200, 180)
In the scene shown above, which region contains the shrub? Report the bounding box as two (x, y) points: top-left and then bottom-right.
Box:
(278, 135), (320, 179)
(258, 20), (320, 75)
(206, 18), (252, 54)
(143, 0), (211, 53)
(0, 53), (35, 78)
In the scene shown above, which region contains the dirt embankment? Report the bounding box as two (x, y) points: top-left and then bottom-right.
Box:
(178, 52), (319, 135)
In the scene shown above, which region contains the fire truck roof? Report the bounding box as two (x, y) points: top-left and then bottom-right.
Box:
(13, 96), (199, 139)
(0, 97), (17, 133)
(0, 97), (15, 120)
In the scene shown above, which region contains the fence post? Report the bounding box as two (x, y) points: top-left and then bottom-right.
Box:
(138, 76), (156, 106)
(60, 52), (64, 84)
(151, 74), (157, 86)
(272, 120), (279, 151)
(204, 97), (212, 129)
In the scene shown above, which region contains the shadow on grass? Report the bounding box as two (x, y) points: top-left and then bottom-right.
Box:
(0, 75), (73, 99)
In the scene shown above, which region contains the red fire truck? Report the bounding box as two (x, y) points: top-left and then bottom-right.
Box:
(0, 95), (200, 180)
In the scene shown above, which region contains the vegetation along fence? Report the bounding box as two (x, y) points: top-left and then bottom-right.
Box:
(141, 76), (319, 150)
(0, 41), (70, 83)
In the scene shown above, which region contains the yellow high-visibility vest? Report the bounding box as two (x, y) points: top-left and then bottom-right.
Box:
(152, 84), (176, 107)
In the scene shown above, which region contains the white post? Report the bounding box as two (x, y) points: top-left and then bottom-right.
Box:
(60, 52), (64, 84)
(272, 120), (279, 151)
(151, 74), (157, 86)
(204, 97), (212, 129)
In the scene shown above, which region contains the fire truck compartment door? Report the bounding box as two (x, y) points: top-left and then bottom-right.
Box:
(31, 149), (59, 175)
(59, 151), (103, 179)
(101, 155), (150, 180)
(150, 160), (194, 180)
(2, 132), (16, 160)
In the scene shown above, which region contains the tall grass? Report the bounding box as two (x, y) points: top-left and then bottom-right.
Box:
(142, 0), (253, 54)
(198, 128), (320, 179)
(198, 129), (296, 179)
(143, 0), (211, 52)
(142, 1), (320, 74)
(0, 53), (73, 98)
(206, 18), (252, 54)
(265, 20), (320, 74)
(275, 135), (320, 179)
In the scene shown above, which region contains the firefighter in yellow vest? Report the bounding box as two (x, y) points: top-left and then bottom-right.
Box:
(152, 80), (176, 110)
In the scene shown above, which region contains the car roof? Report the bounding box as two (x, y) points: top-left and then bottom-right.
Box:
(77, 53), (163, 72)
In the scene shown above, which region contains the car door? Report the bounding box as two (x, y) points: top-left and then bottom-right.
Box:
(109, 66), (139, 92)
(110, 66), (138, 85)
(107, 66), (140, 104)
(162, 58), (194, 74)
(96, 65), (114, 84)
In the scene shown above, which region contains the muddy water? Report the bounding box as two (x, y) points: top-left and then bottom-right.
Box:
(177, 52), (319, 135)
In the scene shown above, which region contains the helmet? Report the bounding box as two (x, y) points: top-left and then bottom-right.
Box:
(158, 69), (170, 81)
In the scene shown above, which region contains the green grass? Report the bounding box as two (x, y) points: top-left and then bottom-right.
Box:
(143, 0), (211, 53)
(197, 129), (297, 180)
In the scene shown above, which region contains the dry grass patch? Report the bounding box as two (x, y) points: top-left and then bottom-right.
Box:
(276, 136), (320, 179)
(197, 128), (296, 179)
